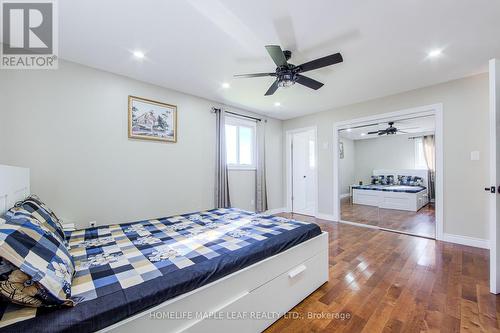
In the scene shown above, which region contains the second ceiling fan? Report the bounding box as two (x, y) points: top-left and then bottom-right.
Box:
(234, 45), (343, 96)
(367, 122), (409, 136)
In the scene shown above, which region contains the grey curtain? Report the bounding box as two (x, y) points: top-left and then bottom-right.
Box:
(214, 108), (231, 208)
(423, 135), (436, 200)
(255, 120), (268, 212)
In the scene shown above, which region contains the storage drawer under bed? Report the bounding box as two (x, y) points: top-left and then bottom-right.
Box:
(102, 232), (329, 333)
(186, 245), (329, 333)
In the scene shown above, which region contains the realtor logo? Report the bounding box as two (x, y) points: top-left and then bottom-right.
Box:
(1, 0), (58, 69)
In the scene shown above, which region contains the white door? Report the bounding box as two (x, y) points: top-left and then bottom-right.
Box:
(291, 130), (316, 216)
(489, 59), (500, 294)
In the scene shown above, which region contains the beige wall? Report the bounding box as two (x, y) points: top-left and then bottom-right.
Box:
(0, 61), (283, 228)
(283, 74), (489, 240)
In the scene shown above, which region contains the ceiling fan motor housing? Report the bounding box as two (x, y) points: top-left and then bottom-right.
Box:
(277, 67), (297, 87)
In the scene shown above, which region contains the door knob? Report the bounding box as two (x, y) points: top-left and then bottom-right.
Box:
(303, 175), (306, 178)
(485, 186), (496, 193)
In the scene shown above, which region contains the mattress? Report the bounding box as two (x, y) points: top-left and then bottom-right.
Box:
(0, 208), (321, 333)
(352, 184), (426, 193)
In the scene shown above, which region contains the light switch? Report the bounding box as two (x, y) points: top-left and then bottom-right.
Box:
(470, 151), (480, 161)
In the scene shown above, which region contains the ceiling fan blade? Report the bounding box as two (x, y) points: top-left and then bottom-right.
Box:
(397, 130), (409, 134)
(265, 45), (288, 67)
(295, 74), (324, 90)
(367, 131), (380, 135)
(297, 53), (343, 73)
(264, 80), (279, 96)
(234, 73), (275, 78)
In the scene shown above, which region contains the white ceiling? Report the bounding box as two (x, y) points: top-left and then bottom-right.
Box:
(57, 0), (500, 120)
(339, 115), (435, 140)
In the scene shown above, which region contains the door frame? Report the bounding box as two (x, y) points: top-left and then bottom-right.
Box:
(332, 103), (444, 240)
(285, 126), (318, 216)
(489, 59), (499, 294)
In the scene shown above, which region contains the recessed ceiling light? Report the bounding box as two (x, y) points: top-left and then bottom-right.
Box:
(133, 50), (145, 59)
(360, 133), (366, 136)
(274, 102), (281, 107)
(346, 128), (352, 132)
(222, 82), (230, 89)
(428, 49), (442, 58)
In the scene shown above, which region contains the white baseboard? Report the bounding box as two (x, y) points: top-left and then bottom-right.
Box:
(264, 209), (489, 250)
(264, 207), (286, 215)
(314, 213), (336, 221)
(442, 233), (489, 249)
(340, 193), (350, 199)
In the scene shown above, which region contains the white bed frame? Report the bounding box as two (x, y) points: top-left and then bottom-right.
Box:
(0, 164), (30, 216)
(0, 164), (329, 333)
(353, 169), (429, 212)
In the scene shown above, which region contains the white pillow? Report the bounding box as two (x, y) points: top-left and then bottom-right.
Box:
(0, 217), (5, 224)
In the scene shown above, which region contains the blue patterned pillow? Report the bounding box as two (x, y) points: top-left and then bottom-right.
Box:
(5, 206), (66, 246)
(15, 195), (65, 241)
(371, 175), (385, 185)
(398, 175), (412, 185)
(0, 217), (75, 307)
(385, 175), (395, 185)
(412, 176), (424, 186)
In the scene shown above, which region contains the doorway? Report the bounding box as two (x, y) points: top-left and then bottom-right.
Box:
(488, 58), (499, 294)
(286, 127), (318, 216)
(333, 105), (443, 240)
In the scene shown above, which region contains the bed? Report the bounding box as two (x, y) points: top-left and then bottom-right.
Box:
(352, 169), (429, 212)
(0, 165), (328, 333)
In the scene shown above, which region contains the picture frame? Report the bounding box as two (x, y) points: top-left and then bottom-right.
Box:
(339, 141), (344, 159)
(128, 95), (177, 142)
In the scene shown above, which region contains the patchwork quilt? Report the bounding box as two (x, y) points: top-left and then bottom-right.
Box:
(0, 208), (321, 332)
(352, 184), (426, 193)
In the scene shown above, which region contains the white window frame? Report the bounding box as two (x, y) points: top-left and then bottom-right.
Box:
(225, 116), (257, 170)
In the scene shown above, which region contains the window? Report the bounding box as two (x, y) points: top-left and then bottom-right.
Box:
(414, 137), (428, 169)
(225, 116), (256, 169)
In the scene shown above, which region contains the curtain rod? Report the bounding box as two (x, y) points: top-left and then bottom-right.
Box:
(408, 134), (434, 140)
(212, 107), (262, 122)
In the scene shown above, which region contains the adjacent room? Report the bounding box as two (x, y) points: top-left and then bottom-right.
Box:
(1, 1), (500, 332)
(339, 114), (437, 238)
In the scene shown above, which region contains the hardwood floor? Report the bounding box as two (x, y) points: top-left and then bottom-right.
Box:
(265, 214), (499, 333)
(341, 197), (436, 238)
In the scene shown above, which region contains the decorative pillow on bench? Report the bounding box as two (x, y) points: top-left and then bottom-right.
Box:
(382, 175), (395, 185)
(371, 175), (385, 185)
(0, 215), (75, 307)
(397, 175), (424, 186)
(371, 175), (395, 185)
(398, 175), (411, 185)
(412, 176), (424, 186)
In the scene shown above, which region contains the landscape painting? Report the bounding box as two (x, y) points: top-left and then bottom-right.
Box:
(128, 96), (177, 142)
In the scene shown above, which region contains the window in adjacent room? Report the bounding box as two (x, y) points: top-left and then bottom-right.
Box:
(225, 116), (256, 169)
(414, 137), (428, 169)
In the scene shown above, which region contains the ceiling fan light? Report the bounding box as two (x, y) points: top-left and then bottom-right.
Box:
(278, 80), (295, 88)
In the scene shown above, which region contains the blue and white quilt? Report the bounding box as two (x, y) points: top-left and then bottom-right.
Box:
(0, 208), (321, 332)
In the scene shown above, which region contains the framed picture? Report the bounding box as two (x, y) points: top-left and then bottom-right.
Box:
(128, 95), (177, 142)
(339, 141), (344, 159)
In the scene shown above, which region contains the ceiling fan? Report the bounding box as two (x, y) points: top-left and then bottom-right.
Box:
(367, 122), (409, 136)
(234, 45), (343, 96)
